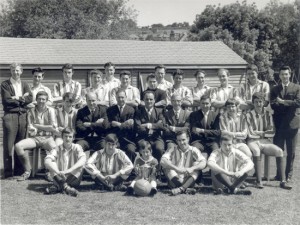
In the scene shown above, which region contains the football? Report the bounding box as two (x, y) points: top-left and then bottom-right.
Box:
(134, 179), (152, 196)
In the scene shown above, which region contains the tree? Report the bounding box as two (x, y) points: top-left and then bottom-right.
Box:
(189, 0), (300, 81)
(0, 0), (138, 39)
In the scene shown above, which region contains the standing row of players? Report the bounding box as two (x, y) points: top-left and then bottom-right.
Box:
(2, 62), (299, 197)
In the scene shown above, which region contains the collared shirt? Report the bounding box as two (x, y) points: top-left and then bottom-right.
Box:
(118, 104), (125, 114)
(191, 85), (211, 101)
(219, 112), (247, 141)
(146, 107), (154, 118)
(53, 80), (82, 99)
(110, 85), (140, 106)
(173, 108), (181, 120)
(239, 80), (270, 101)
(28, 106), (57, 136)
(208, 148), (251, 172)
(10, 77), (22, 97)
(56, 107), (77, 129)
(245, 108), (274, 139)
(166, 85), (193, 105)
(81, 85), (109, 105)
(30, 84), (53, 103)
(157, 79), (173, 90)
(134, 155), (158, 180)
(46, 143), (85, 178)
(85, 148), (133, 178)
(202, 110), (209, 128)
(211, 85), (236, 102)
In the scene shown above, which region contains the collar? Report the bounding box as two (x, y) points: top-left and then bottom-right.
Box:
(248, 79), (263, 86)
(62, 107), (75, 114)
(173, 108), (181, 114)
(145, 107), (154, 113)
(31, 83), (44, 90)
(219, 84), (233, 89)
(120, 85), (133, 89)
(201, 110), (210, 116)
(139, 155), (154, 163)
(178, 145), (191, 154)
(282, 82), (290, 88)
(10, 77), (21, 84)
(63, 80), (75, 86)
(61, 143), (73, 152)
(35, 105), (49, 114)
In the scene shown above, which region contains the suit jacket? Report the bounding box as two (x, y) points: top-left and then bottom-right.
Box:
(106, 104), (135, 141)
(75, 105), (108, 138)
(270, 82), (300, 129)
(189, 110), (221, 142)
(135, 106), (164, 140)
(163, 109), (191, 141)
(1, 79), (32, 113)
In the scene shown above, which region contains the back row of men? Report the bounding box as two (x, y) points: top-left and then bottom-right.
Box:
(2, 62), (299, 194)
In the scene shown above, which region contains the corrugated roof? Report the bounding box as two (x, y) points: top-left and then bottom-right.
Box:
(0, 37), (247, 66)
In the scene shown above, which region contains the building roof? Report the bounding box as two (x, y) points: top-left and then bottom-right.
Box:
(0, 37), (247, 68)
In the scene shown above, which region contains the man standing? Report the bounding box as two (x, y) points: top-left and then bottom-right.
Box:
(103, 62), (121, 103)
(1, 63), (32, 178)
(270, 66), (300, 182)
(154, 64), (173, 90)
(141, 74), (167, 108)
(75, 92), (108, 153)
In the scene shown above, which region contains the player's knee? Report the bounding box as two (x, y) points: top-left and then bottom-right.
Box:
(14, 143), (23, 155)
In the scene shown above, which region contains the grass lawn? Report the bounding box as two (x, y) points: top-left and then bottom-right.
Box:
(1, 158), (299, 225)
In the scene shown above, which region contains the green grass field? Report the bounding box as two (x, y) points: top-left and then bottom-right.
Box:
(1, 155), (299, 225)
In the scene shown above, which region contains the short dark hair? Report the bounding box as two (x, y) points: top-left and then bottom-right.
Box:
(252, 92), (265, 103)
(220, 133), (233, 142)
(143, 90), (155, 99)
(137, 139), (152, 152)
(36, 91), (48, 100)
(194, 70), (206, 77)
(63, 92), (75, 102)
(225, 98), (238, 107)
(218, 68), (230, 76)
(155, 64), (166, 71)
(172, 69), (184, 78)
(246, 64), (258, 73)
(62, 127), (75, 137)
(200, 94), (211, 102)
(104, 62), (115, 68)
(119, 70), (131, 78)
(32, 67), (44, 75)
(146, 74), (157, 81)
(62, 63), (73, 71)
(279, 66), (291, 74)
(175, 130), (190, 139)
(105, 133), (118, 144)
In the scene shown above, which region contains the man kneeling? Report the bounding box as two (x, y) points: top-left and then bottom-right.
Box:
(208, 134), (253, 195)
(85, 133), (133, 191)
(44, 128), (86, 197)
(161, 130), (207, 196)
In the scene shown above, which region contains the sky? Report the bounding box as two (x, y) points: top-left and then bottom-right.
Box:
(126, 0), (294, 26)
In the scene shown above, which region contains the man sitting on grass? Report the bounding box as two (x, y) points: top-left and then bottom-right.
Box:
(85, 133), (134, 192)
(160, 130), (207, 196)
(44, 128), (86, 197)
(207, 134), (254, 195)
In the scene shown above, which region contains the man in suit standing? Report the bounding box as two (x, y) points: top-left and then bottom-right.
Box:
(270, 66), (300, 182)
(189, 95), (221, 158)
(75, 92), (108, 154)
(1, 63), (32, 178)
(164, 94), (191, 150)
(106, 89), (136, 161)
(135, 91), (165, 161)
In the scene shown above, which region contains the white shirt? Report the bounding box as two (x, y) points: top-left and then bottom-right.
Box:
(10, 77), (22, 97)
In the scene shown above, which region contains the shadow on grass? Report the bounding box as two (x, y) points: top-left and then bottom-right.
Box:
(27, 182), (49, 193)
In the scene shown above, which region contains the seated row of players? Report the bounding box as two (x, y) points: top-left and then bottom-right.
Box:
(13, 88), (292, 195)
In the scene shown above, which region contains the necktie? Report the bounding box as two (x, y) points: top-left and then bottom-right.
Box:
(283, 85), (288, 97)
(175, 111), (179, 120)
(119, 106), (123, 115)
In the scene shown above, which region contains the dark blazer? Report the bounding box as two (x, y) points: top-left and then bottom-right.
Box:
(106, 104), (135, 140)
(270, 82), (300, 129)
(142, 88), (167, 104)
(163, 109), (191, 141)
(189, 110), (221, 142)
(135, 106), (164, 140)
(75, 105), (108, 138)
(1, 79), (32, 113)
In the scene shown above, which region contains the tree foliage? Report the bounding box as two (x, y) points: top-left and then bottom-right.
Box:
(189, 0), (300, 81)
(0, 0), (137, 39)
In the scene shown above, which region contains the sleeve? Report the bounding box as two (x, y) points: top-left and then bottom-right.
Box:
(1, 82), (20, 107)
(49, 108), (58, 128)
(235, 149), (253, 169)
(23, 82), (33, 105)
(118, 151), (134, 175)
(151, 109), (164, 130)
(75, 144), (85, 159)
(244, 112), (260, 139)
(203, 114), (221, 137)
(207, 150), (218, 164)
(284, 85), (300, 107)
(183, 87), (193, 104)
(133, 88), (141, 104)
(74, 82), (82, 100)
(46, 87), (53, 104)
(161, 146), (174, 161)
(85, 151), (101, 177)
(134, 109), (147, 134)
(45, 148), (58, 161)
(192, 147), (206, 163)
(53, 83), (60, 97)
(109, 87), (117, 106)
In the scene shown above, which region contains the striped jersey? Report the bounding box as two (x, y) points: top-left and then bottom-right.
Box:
(219, 112), (247, 141)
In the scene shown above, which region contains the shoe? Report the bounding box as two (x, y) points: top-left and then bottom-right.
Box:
(273, 175), (280, 181)
(243, 182), (250, 187)
(125, 186), (135, 196)
(149, 187), (158, 196)
(45, 185), (60, 195)
(17, 171), (31, 181)
(171, 187), (184, 196)
(185, 188), (196, 195)
(213, 188), (224, 195)
(233, 188), (252, 195)
(45, 172), (53, 182)
(114, 184), (127, 192)
(280, 181), (292, 190)
(255, 182), (264, 189)
(64, 185), (78, 197)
